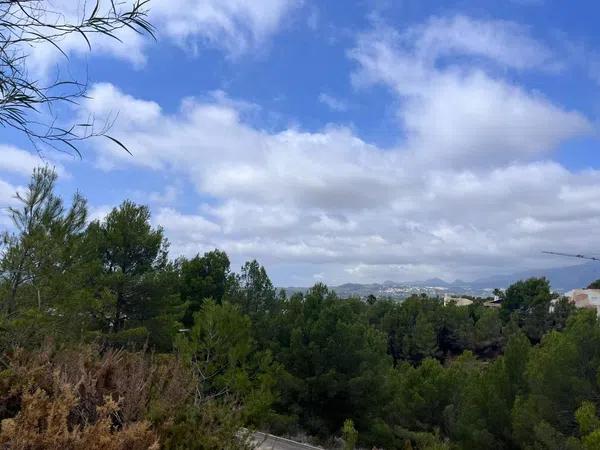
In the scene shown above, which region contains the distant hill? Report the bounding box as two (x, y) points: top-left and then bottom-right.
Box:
(281, 262), (600, 299)
(468, 261), (600, 292)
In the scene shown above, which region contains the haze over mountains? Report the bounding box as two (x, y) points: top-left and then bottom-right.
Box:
(283, 262), (600, 299)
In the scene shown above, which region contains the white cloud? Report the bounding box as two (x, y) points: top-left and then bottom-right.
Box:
(0, 179), (19, 206)
(22, 0), (147, 75)
(0, 145), (58, 176)
(318, 93), (349, 112)
(154, 207), (221, 237)
(399, 72), (588, 168)
(151, 0), (301, 56)
(407, 15), (557, 71)
(148, 185), (180, 205)
(67, 14), (599, 285)
(88, 205), (114, 222)
(78, 71), (600, 285)
(83, 83), (395, 212)
(25, 0), (300, 75)
(350, 19), (590, 169)
(0, 178), (26, 228)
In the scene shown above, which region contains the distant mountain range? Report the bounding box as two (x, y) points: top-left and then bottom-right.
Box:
(464, 262), (600, 292)
(282, 262), (600, 300)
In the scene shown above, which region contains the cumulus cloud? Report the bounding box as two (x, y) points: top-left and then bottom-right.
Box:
(83, 83), (395, 211)
(350, 18), (590, 169)
(25, 0), (300, 75)
(0, 145), (58, 176)
(151, 0), (301, 56)
(148, 185), (180, 206)
(22, 0), (147, 75)
(71, 14), (600, 285)
(79, 83), (598, 284)
(0, 177), (27, 228)
(405, 15), (557, 71)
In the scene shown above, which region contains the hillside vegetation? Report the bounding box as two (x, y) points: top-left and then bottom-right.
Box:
(1, 168), (599, 449)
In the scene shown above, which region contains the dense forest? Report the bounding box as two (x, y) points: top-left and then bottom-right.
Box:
(0, 167), (599, 450)
(3, 0), (600, 448)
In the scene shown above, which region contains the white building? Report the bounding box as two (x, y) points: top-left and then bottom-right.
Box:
(443, 293), (473, 307)
(564, 289), (600, 315)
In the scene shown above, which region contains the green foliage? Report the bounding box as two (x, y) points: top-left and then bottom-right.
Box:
(87, 200), (167, 280)
(175, 300), (278, 426)
(474, 308), (503, 350)
(176, 300), (253, 397)
(3, 168), (599, 449)
(576, 401), (600, 435)
(180, 249), (231, 326)
(342, 419), (358, 450)
(226, 259), (277, 318)
(500, 277), (552, 317)
(0, 168), (96, 349)
(85, 200), (180, 348)
(1, 167), (88, 316)
(262, 284), (393, 443)
(449, 333), (531, 449)
(587, 279), (600, 289)
(499, 277), (556, 342)
(510, 309), (600, 449)
(582, 430), (600, 450)
(158, 402), (252, 450)
(372, 296), (505, 365)
(388, 357), (458, 439)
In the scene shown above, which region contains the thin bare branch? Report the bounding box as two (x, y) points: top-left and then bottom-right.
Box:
(0, 0), (154, 156)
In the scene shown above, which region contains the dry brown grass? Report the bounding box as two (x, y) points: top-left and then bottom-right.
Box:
(0, 344), (193, 449)
(0, 386), (159, 449)
(0, 343), (251, 449)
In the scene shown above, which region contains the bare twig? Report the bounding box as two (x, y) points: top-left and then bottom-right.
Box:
(0, 0), (154, 155)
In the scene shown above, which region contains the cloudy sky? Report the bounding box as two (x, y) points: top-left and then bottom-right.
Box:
(3, 0), (600, 286)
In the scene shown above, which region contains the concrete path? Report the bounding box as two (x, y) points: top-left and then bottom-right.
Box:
(251, 431), (324, 450)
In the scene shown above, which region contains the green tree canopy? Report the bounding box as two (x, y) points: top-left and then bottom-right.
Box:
(587, 279), (600, 289)
(85, 200), (177, 346)
(180, 250), (231, 327)
(1, 167), (87, 314)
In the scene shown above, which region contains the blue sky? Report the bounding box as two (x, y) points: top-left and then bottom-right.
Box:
(3, 0), (600, 286)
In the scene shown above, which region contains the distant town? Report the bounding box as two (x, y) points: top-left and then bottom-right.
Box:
(283, 261), (600, 300)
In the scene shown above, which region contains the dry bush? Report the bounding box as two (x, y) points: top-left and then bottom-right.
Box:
(0, 344), (194, 449)
(0, 385), (159, 449)
(0, 344), (250, 449)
